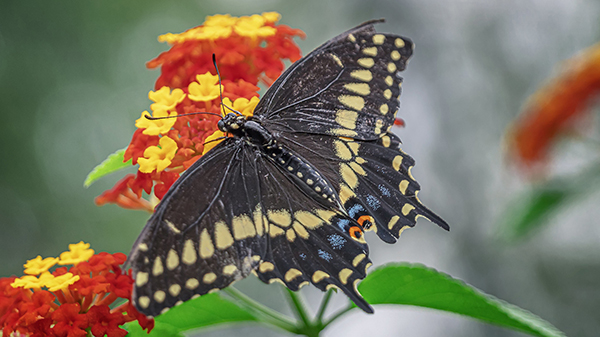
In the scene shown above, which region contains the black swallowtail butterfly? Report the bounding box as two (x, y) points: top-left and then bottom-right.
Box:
(128, 19), (449, 317)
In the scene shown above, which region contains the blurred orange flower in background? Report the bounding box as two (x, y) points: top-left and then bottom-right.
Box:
(508, 43), (600, 170)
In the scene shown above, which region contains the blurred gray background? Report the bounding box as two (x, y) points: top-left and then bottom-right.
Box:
(1, 0), (599, 336)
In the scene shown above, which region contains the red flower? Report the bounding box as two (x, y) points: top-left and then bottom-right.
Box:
(123, 302), (155, 332)
(30, 318), (54, 337)
(105, 273), (133, 299)
(154, 170), (180, 199)
(87, 305), (127, 337)
(51, 303), (88, 337)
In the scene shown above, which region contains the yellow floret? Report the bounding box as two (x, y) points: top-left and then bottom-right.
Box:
(46, 272), (80, 292)
(23, 256), (59, 275)
(149, 87), (185, 112)
(234, 15), (276, 38)
(11, 272), (56, 289)
(58, 241), (95, 265)
(138, 136), (178, 173)
(262, 12), (281, 23)
(136, 110), (178, 136)
(188, 72), (221, 102)
(204, 14), (238, 27)
(221, 96), (260, 117)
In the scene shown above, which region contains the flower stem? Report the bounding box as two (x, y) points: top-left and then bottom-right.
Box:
(285, 289), (325, 337)
(223, 286), (297, 333)
(322, 304), (354, 329)
(285, 289), (312, 328)
(315, 289), (333, 324)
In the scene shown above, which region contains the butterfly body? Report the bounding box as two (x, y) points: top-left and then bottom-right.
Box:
(219, 112), (342, 208)
(129, 19), (448, 317)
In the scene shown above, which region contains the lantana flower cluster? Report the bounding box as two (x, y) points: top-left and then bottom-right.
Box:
(0, 242), (154, 337)
(95, 12), (305, 211)
(508, 42), (600, 171)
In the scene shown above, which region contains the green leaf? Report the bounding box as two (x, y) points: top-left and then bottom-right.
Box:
(498, 184), (571, 240)
(358, 263), (565, 337)
(125, 293), (259, 336)
(84, 148), (131, 187)
(498, 164), (600, 241)
(125, 320), (182, 337)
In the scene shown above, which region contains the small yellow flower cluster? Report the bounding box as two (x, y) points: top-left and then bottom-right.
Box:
(11, 242), (94, 291)
(158, 12), (281, 44)
(135, 87), (185, 136)
(136, 71), (261, 172)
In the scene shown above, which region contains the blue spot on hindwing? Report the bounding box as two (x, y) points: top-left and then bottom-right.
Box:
(327, 234), (347, 249)
(366, 195), (381, 210)
(318, 249), (332, 261)
(337, 218), (350, 231)
(348, 203), (365, 217)
(378, 184), (391, 197)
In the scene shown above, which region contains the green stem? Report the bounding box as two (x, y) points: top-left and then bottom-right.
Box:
(315, 290), (334, 325)
(223, 286), (297, 333)
(285, 289), (312, 328)
(322, 304), (354, 329)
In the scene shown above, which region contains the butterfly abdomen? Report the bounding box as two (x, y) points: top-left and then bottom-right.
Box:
(262, 141), (341, 206)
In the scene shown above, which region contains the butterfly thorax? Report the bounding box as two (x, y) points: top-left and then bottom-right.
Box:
(218, 113), (340, 208)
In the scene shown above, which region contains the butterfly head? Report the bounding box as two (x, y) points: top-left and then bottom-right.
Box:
(218, 112), (246, 134)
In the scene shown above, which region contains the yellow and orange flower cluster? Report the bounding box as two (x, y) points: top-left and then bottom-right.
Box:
(508, 42), (600, 170)
(96, 12), (304, 211)
(1, 242), (153, 337)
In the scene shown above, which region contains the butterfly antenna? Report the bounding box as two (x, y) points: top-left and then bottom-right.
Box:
(202, 136), (228, 147)
(212, 54), (241, 117)
(145, 111), (222, 120)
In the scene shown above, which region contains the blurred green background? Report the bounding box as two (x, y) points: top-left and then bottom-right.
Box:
(2, 1), (600, 336)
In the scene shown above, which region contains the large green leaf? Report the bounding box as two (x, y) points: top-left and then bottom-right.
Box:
(83, 148), (131, 187)
(358, 263), (565, 337)
(125, 293), (258, 337)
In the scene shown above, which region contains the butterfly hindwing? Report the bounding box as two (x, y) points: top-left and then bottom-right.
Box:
(254, 20), (413, 140)
(249, 153), (373, 312)
(274, 132), (449, 244)
(334, 133), (449, 242)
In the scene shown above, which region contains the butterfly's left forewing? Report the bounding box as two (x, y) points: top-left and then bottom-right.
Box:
(128, 139), (267, 316)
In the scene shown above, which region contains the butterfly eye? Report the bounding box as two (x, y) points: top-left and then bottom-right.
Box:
(348, 226), (363, 239)
(217, 120), (226, 132)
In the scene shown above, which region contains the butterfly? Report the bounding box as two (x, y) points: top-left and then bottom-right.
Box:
(127, 19), (449, 317)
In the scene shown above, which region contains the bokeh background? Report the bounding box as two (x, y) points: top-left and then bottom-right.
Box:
(2, 1), (600, 336)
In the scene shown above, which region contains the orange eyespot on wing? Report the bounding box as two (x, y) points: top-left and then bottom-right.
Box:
(349, 225), (363, 240)
(356, 215), (374, 229)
